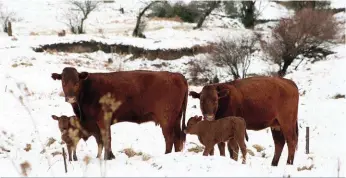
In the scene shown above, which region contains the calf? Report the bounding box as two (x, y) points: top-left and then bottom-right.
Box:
(52, 115), (103, 161)
(184, 115), (248, 164)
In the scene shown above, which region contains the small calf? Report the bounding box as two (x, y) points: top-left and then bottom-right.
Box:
(184, 115), (248, 164)
(52, 115), (102, 161)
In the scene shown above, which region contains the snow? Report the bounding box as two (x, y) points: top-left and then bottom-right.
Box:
(1, 0), (346, 177)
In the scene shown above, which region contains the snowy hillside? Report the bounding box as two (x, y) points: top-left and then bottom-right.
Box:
(0, 0), (346, 177)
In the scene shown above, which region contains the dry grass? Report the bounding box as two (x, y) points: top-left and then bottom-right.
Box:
(20, 161), (31, 176)
(51, 151), (62, 157)
(252, 144), (265, 152)
(24, 144), (32, 152)
(29, 32), (39, 36)
(46, 137), (56, 147)
(120, 148), (142, 158)
(188, 145), (204, 153)
(297, 164), (314, 171)
(12, 62), (33, 68)
(246, 148), (255, 156)
(332, 93), (345, 99)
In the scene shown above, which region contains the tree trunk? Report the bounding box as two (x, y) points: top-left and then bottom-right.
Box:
(7, 21), (12, 36)
(194, 1), (221, 30)
(133, 1), (161, 38)
(79, 19), (85, 34)
(278, 56), (294, 77)
(241, 1), (255, 29)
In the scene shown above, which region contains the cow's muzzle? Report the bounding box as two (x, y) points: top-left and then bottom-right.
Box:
(65, 96), (77, 104)
(204, 114), (215, 121)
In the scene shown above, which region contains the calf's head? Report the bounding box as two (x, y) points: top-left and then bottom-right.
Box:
(189, 85), (229, 121)
(51, 67), (88, 104)
(51, 115), (73, 135)
(184, 115), (203, 134)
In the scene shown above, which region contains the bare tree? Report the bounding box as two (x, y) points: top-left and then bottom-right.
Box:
(133, 1), (164, 38)
(189, 58), (217, 85)
(210, 34), (258, 79)
(0, 2), (20, 33)
(261, 8), (339, 76)
(193, 1), (221, 29)
(61, 0), (100, 34)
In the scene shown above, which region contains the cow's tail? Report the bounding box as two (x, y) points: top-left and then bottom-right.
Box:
(180, 88), (188, 146)
(245, 130), (249, 142)
(295, 120), (299, 150)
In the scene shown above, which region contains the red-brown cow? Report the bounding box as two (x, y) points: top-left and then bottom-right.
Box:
(51, 67), (188, 160)
(189, 76), (299, 166)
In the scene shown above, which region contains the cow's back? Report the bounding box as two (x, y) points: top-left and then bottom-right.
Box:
(229, 76), (299, 130)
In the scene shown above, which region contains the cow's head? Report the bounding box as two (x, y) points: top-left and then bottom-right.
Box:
(52, 115), (72, 135)
(51, 67), (88, 104)
(189, 85), (229, 121)
(184, 115), (203, 134)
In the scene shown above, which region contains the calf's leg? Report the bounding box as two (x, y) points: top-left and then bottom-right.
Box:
(72, 146), (78, 161)
(217, 142), (226, 156)
(227, 139), (239, 161)
(203, 144), (214, 156)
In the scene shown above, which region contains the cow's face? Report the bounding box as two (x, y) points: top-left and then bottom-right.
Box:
(189, 86), (229, 121)
(184, 115), (202, 134)
(51, 115), (71, 135)
(51, 67), (88, 104)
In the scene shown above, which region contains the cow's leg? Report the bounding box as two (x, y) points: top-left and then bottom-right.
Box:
(93, 133), (104, 158)
(209, 147), (214, 156)
(217, 142), (226, 156)
(96, 120), (115, 160)
(271, 127), (286, 166)
(162, 125), (174, 154)
(173, 118), (184, 152)
(227, 139), (239, 161)
(73, 146), (78, 161)
(66, 145), (73, 161)
(280, 124), (298, 165)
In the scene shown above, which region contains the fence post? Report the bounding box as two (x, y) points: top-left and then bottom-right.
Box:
(62, 147), (68, 173)
(305, 127), (309, 154)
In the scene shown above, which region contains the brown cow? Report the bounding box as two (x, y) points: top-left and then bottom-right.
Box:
(51, 115), (103, 161)
(51, 67), (188, 160)
(184, 115), (248, 164)
(189, 76), (299, 166)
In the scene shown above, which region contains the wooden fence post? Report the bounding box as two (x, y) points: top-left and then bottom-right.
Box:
(62, 147), (68, 173)
(305, 127), (309, 154)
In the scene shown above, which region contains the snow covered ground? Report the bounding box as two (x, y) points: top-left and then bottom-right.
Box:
(0, 0), (346, 177)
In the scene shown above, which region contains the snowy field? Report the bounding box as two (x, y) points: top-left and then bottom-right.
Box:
(0, 0), (346, 177)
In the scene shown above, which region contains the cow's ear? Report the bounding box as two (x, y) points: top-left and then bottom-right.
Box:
(189, 91), (200, 99)
(218, 89), (229, 99)
(51, 115), (59, 120)
(79, 72), (89, 80)
(197, 116), (203, 121)
(51, 73), (62, 80)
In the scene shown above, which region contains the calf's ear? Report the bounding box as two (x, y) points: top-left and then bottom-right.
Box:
(218, 89), (229, 99)
(51, 73), (62, 80)
(79, 72), (89, 80)
(189, 91), (200, 99)
(51, 115), (59, 120)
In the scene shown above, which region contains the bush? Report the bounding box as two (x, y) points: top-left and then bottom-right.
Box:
(149, 1), (201, 23)
(209, 34), (258, 80)
(261, 8), (339, 76)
